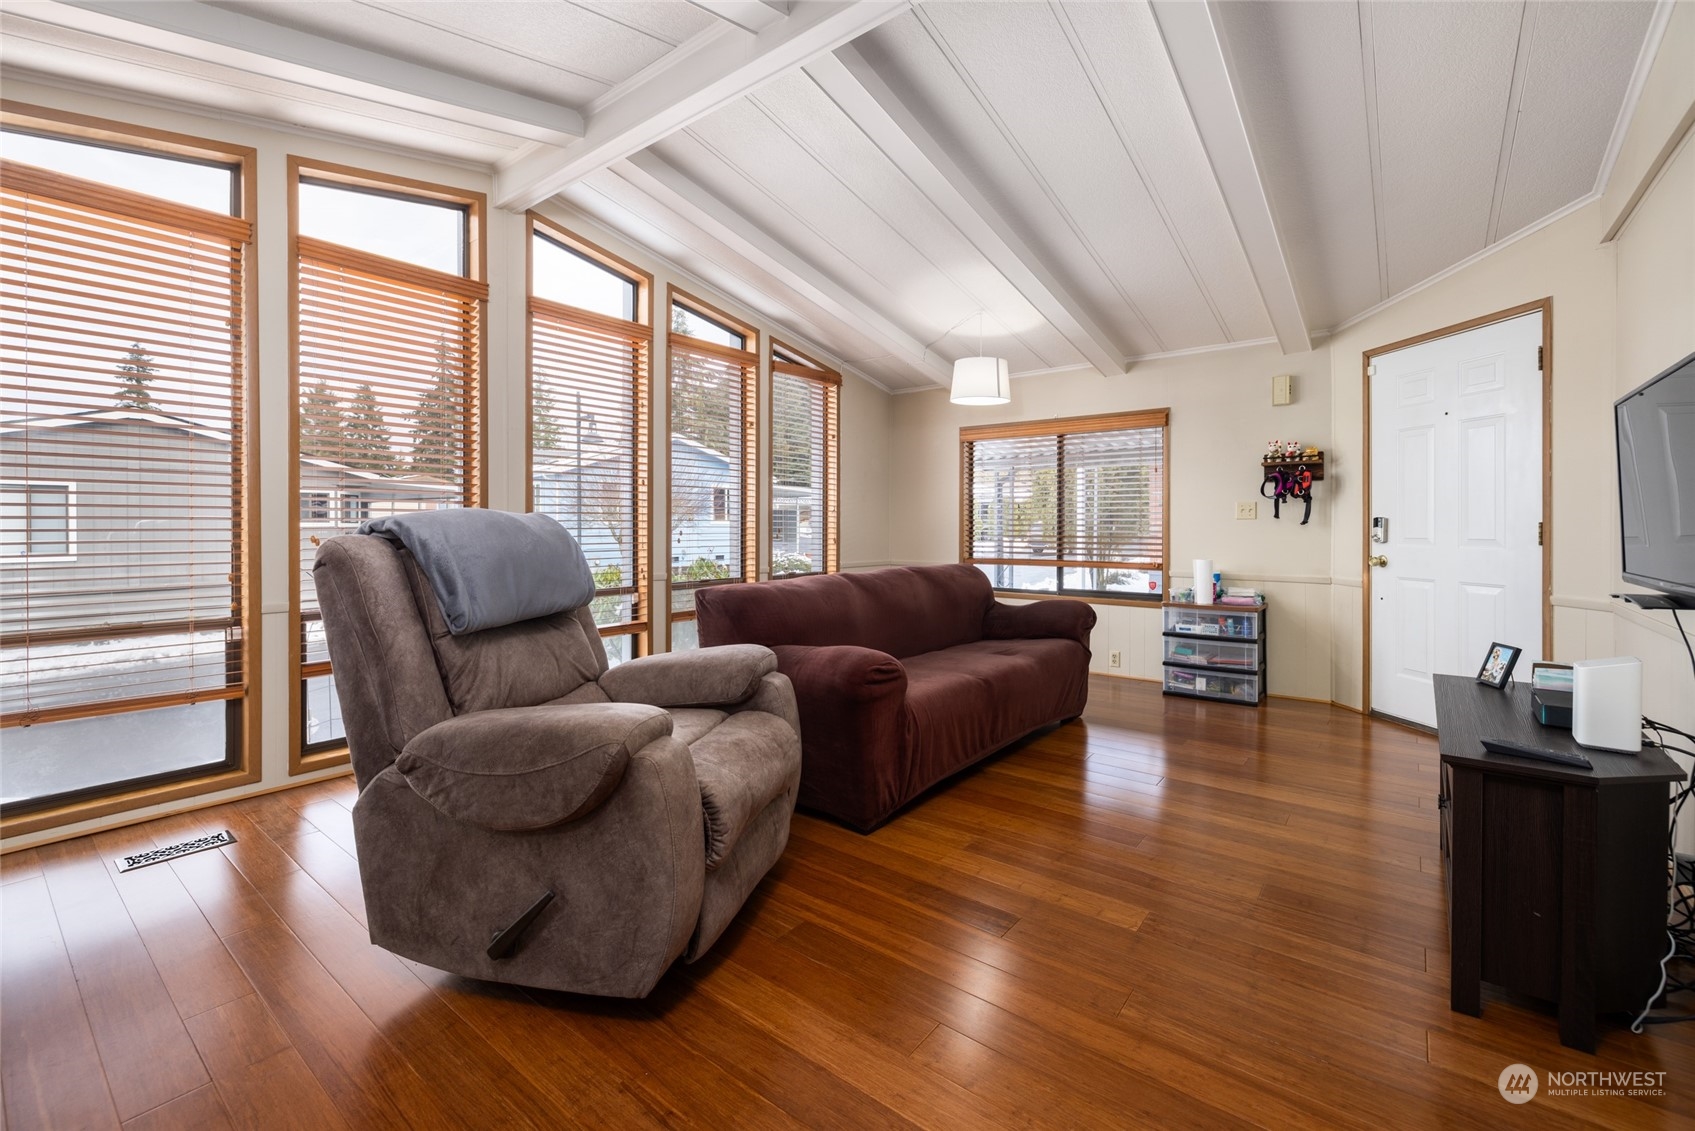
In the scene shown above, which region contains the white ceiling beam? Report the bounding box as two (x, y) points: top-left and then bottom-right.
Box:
(1149, 0), (1312, 354)
(619, 150), (955, 388)
(811, 47), (1128, 377)
(48, 0), (584, 141)
(684, 1), (792, 35)
(494, 2), (909, 211)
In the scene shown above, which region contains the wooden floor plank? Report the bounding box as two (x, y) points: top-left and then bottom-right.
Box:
(182, 994), (349, 1131)
(90, 828), (254, 1022)
(120, 1085), (232, 1131)
(0, 849), (41, 886)
(34, 840), (211, 1121)
(6, 679), (1692, 1130)
(0, 877), (121, 1131)
(218, 920), (448, 1131)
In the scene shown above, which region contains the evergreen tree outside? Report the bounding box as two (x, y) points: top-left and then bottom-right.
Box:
(532, 383), (562, 451)
(771, 374), (814, 488)
(342, 383), (396, 473)
(669, 307), (735, 456)
(410, 338), (464, 477)
(299, 379), (348, 460)
(114, 342), (157, 410)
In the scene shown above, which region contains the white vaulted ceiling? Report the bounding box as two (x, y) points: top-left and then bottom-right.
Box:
(0, 0), (1671, 391)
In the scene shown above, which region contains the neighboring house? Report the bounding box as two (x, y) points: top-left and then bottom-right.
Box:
(534, 433), (743, 579)
(2, 410), (455, 713)
(771, 482), (821, 570)
(0, 410), (236, 641)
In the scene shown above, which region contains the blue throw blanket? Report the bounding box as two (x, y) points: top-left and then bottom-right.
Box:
(359, 510), (594, 635)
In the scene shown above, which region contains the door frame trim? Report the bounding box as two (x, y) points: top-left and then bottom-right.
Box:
(1360, 297), (1553, 715)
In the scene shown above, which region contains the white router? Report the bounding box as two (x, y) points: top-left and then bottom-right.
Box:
(1571, 657), (1643, 753)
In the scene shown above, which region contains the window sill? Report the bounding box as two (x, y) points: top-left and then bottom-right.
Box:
(0, 761), (262, 839)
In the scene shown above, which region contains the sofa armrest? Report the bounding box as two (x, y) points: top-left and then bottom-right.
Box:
(770, 644), (909, 831)
(597, 644), (778, 708)
(396, 702), (671, 831)
(983, 598), (1097, 650)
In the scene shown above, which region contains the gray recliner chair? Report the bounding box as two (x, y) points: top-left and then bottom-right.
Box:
(313, 528), (801, 998)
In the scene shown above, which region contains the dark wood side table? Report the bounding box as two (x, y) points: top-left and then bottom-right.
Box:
(1434, 674), (1685, 1052)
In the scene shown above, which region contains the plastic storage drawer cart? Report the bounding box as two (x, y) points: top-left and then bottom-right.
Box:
(1161, 601), (1266, 706)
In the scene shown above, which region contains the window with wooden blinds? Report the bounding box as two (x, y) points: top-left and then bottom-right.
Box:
(668, 292), (755, 649)
(770, 342), (839, 577)
(528, 219), (650, 665)
(961, 410), (1168, 600)
(291, 162), (485, 766)
(0, 128), (254, 817)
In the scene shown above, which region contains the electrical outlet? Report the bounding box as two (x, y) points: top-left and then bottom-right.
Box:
(1109, 650), (1122, 668)
(1236, 501), (1257, 520)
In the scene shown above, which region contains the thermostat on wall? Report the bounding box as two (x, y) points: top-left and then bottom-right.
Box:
(1272, 374), (1294, 406)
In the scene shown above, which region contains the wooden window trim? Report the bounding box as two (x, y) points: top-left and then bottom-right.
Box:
(524, 213), (654, 658)
(0, 108), (261, 836)
(666, 285), (759, 618)
(959, 408), (1169, 443)
(767, 338), (840, 577)
(288, 157), (487, 775)
(958, 408), (1171, 601)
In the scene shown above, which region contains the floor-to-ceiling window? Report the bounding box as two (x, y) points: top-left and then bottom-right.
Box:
(290, 160), (485, 770)
(769, 340), (839, 577)
(0, 109), (257, 820)
(527, 216), (650, 665)
(667, 290), (756, 650)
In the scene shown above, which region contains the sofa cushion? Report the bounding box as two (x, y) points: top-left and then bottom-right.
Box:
(686, 711), (801, 870)
(900, 638), (1090, 799)
(395, 702), (671, 831)
(696, 565), (993, 659)
(668, 708), (728, 746)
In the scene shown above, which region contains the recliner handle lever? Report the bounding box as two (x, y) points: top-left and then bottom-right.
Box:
(487, 889), (555, 960)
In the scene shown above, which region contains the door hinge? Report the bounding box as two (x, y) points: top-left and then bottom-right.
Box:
(1538, 521), (1544, 546)
(1537, 345), (1544, 371)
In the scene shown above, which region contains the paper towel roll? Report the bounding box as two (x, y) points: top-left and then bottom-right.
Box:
(1193, 559), (1213, 604)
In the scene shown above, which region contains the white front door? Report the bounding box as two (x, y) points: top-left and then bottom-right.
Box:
(1368, 311), (1544, 726)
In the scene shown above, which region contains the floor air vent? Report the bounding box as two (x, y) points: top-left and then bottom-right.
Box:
(115, 830), (237, 873)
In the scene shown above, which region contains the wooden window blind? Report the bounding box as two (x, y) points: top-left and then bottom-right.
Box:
(292, 165), (485, 763)
(528, 219), (650, 663)
(668, 293), (755, 639)
(770, 342), (839, 577)
(0, 151), (252, 811)
(961, 409), (1168, 599)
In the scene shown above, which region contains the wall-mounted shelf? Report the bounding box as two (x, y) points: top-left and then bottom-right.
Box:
(1261, 452), (1325, 481)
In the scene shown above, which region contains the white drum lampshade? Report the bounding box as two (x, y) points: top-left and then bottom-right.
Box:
(951, 355), (1010, 405)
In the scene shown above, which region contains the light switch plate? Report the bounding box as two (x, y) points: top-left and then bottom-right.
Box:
(1236, 501), (1257, 520)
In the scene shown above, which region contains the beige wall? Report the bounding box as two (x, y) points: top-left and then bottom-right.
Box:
(887, 343), (1338, 700)
(1610, 127), (1695, 855)
(840, 369), (894, 569)
(0, 79), (895, 850)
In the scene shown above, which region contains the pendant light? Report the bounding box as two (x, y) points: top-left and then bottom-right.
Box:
(950, 312), (1010, 405)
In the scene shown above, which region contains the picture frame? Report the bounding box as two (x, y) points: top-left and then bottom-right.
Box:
(1477, 642), (1523, 689)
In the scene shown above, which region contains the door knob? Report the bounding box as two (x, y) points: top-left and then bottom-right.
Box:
(1368, 555), (1388, 568)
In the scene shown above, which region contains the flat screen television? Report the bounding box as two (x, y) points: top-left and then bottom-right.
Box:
(1616, 350), (1695, 599)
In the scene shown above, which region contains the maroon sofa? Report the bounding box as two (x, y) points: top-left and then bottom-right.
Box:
(695, 565), (1095, 831)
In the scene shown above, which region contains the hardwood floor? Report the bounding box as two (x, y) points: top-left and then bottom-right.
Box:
(4, 676), (1692, 1129)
